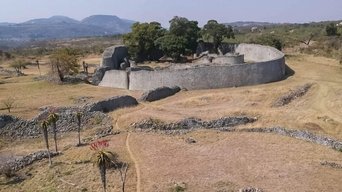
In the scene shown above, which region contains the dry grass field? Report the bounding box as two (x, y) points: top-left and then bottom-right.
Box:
(0, 51), (342, 191)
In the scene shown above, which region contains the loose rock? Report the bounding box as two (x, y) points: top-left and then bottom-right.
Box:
(140, 86), (181, 102)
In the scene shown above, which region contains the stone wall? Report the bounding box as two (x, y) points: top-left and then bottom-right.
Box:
(213, 54), (244, 65)
(98, 70), (128, 89)
(99, 44), (285, 91)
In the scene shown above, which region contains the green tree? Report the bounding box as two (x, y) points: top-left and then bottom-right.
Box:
(201, 20), (235, 52)
(49, 48), (80, 81)
(123, 22), (166, 62)
(168, 16), (200, 53)
(41, 120), (52, 166)
(48, 112), (59, 152)
(155, 35), (187, 62)
(326, 23), (338, 36)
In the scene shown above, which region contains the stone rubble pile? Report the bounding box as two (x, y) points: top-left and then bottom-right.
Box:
(273, 83), (313, 107)
(132, 116), (257, 131)
(0, 95), (138, 139)
(0, 151), (60, 172)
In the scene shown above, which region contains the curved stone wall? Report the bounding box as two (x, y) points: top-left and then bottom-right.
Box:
(99, 44), (285, 91)
(212, 54), (244, 65)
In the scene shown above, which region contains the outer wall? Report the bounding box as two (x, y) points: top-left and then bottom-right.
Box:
(100, 44), (286, 91)
(129, 44), (285, 90)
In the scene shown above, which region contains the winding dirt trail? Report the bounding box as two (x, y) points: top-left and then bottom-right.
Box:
(125, 133), (141, 192)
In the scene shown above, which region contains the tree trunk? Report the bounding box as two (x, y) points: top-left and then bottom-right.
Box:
(53, 122), (58, 152)
(43, 127), (52, 166)
(78, 120), (81, 145)
(56, 65), (64, 82)
(99, 164), (106, 192)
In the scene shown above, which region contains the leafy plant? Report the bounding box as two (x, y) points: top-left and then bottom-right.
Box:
(326, 23), (338, 36)
(49, 48), (80, 81)
(123, 22), (166, 62)
(9, 59), (28, 75)
(201, 20), (234, 52)
(90, 140), (118, 192)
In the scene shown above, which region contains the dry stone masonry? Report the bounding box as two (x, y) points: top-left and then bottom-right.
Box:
(97, 43), (285, 90)
(0, 95), (138, 139)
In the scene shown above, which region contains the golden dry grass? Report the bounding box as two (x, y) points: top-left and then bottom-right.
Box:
(0, 52), (342, 192)
(129, 131), (342, 192)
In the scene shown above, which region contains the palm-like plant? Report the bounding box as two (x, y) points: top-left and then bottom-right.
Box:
(75, 111), (83, 146)
(41, 120), (52, 166)
(90, 140), (117, 192)
(48, 112), (59, 152)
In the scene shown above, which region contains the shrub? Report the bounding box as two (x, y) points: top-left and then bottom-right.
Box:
(326, 23), (338, 36)
(251, 35), (284, 50)
(49, 48), (80, 81)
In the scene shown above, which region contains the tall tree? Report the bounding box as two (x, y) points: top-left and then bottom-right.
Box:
(123, 22), (166, 62)
(201, 20), (234, 52)
(168, 16), (201, 53)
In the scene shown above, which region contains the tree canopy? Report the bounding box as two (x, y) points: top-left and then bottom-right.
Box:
(123, 22), (165, 62)
(123, 17), (235, 63)
(155, 34), (187, 62)
(168, 16), (201, 53)
(201, 20), (234, 52)
(154, 17), (201, 61)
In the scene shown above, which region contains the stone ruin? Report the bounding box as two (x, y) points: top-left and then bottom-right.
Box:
(92, 43), (286, 91)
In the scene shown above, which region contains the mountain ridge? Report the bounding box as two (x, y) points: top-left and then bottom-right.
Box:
(0, 15), (136, 41)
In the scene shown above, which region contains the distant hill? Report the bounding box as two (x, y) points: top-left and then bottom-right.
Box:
(0, 15), (136, 41)
(81, 15), (135, 34)
(225, 21), (278, 27)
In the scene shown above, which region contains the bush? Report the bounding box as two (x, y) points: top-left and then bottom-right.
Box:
(326, 23), (338, 36)
(9, 59), (29, 74)
(251, 35), (284, 50)
(49, 48), (80, 81)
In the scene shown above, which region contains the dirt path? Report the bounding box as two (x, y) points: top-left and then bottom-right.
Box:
(126, 133), (141, 192)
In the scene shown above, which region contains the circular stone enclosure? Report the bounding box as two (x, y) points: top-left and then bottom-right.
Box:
(99, 43), (285, 91)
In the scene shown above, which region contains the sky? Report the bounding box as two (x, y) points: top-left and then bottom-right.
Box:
(0, 0), (341, 26)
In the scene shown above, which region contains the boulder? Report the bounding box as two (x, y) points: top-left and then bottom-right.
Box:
(85, 95), (138, 113)
(92, 66), (111, 85)
(63, 73), (89, 84)
(101, 45), (129, 70)
(140, 86), (181, 102)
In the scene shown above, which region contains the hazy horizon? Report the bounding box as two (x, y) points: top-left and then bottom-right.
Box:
(0, 0), (341, 26)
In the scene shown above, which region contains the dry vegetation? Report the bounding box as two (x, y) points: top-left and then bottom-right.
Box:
(0, 47), (342, 191)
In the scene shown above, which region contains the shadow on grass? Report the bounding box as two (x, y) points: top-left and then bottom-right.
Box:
(283, 64), (295, 80)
